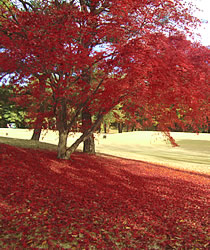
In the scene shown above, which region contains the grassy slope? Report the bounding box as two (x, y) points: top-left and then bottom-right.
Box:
(0, 141), (209, 249)
(1, 130), (209, 174)
(0, 136), (58, 151)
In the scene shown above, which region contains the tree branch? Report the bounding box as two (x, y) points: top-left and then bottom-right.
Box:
(0, 0), (19, 24)
(17, 0), (36, 11)
(66, 77), (105, 132)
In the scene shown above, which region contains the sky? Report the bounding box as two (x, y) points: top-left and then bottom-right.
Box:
(193, 0), (210, 45)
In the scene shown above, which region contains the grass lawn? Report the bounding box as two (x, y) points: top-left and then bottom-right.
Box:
(1, 129), (209, 174)
(0, 137), (209, 249)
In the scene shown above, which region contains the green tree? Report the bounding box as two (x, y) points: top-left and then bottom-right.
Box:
(0, 85), (27, 127)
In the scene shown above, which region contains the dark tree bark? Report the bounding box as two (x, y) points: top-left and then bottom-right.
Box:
(118, 122), (123, 133)
(66, 113), (103, 158)
(56, 99), (69, 159)
(126, 124), (129, 132)
(97, 123), (101, 133)
(103, 122), (107, 133)
(207, 117), (210, 133)
(31, 128), (42, 141)
(30, 92), (45, 141)
(57, 112), (103, 159)
(82, 108), (95, 154)
(57, 129), (68, 159)
(83, 134), (95, 153)
(131, 125), (136, 131)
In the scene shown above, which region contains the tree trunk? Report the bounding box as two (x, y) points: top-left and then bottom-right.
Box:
(103, 122), (107, 133)
(66, 114), (103, 159)
(31, 114), (43, 141)
(56, 99), (69, 159)
(82, 108), (95, 154)
(30, 96), (45, 141)
(66, 131), (94, 159)
(126, 125), (129, 132)
(83, 134), (95, 154)
(131, 125), (136, 131)
(97, 123), (101, 133)
(31, 128), (42, 141)
(57, 129), (68, 159)
(118, 122), (123, 133)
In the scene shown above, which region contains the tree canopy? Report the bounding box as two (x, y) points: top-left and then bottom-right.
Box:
(0, 85), (27, 127)
(0, 0), (209, 158)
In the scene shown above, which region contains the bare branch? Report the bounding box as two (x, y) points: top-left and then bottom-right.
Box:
(17, 0), (36, 11)
(0, 0), (19, 24)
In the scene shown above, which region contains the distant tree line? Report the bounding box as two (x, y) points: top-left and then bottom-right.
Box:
(1, 85), (209, 133)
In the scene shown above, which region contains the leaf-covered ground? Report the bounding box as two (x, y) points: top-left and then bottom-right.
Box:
(0, 143), (209, 249)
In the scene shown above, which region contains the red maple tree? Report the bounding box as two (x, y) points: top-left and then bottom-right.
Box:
(0, 0), (209, 159)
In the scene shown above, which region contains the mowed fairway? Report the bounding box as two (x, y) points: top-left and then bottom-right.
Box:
(1, 129), (210, 175)
(96, 131), (210, 175)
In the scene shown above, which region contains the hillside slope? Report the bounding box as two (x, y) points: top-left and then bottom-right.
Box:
(0, 144), (209, 248)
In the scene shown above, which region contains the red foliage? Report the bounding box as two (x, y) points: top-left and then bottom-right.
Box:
(0, 143), (209, 248)
(0, 1), (209, 158)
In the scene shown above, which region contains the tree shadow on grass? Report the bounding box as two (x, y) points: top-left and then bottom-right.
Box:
(0, 143), (209, 248)
(99, 153), (210, 178)
(177, 139), (210, 153)
(0, 136), (58, 151)
(102, 141), (210, 167)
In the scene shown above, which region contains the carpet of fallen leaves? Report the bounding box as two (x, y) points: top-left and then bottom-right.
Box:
(0, 143), (209, 249)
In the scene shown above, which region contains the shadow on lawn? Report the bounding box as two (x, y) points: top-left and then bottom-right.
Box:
(103, 141), (210, 167)
(0, 136), (58, 151)
(0, 143), (209, 248)
(177, 139), (210, 153)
